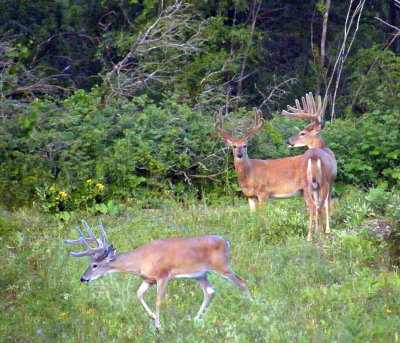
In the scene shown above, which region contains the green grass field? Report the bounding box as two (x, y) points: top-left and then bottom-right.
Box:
(1, 192), (399, 342)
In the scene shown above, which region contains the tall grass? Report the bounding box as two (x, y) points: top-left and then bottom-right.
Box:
(1, 193), (399, 342)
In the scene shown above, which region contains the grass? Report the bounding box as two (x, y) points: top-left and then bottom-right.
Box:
(1, 192), (400, 342)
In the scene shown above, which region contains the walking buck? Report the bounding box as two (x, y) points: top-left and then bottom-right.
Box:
(282, 92), (337, 240)
(64, 219), (253, 329)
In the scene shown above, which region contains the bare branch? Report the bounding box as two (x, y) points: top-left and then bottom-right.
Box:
(326, 0), (366, 120)
(101, 1), (205, 102)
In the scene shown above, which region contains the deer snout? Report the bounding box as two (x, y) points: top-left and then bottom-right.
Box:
(286, 140), (294, 148)
(80, 277), (89, 283)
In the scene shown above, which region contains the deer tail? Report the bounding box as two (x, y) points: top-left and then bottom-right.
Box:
(307, 158), (322, 208)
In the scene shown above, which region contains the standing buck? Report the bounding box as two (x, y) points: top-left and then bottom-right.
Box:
(282, 92), (337, 240)
(215, 109), (306, 211)
(64, 219), (253, 329)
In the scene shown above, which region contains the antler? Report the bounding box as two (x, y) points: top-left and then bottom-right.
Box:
(64, 218), (108, 258)
(243, 109), (265, 141)
(214, 110), (235, 141)
(282, 92), (327, 122)
(215, 108), (264, 140)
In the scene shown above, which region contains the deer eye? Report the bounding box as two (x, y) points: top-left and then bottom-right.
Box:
(92, 264), (98, 269)
(300, 132), (306, 136)
(243, 145), (247, 149)
(233, 145), (237, 149)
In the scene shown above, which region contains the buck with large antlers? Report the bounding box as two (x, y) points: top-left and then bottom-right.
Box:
(215, 109), (307, 211)
(64, 219), (253, 329)
(215, 99), (336, 241)
(282, 92), (337, 240)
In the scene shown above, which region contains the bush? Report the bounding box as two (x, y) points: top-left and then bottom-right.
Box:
(0, 90), (237, 209)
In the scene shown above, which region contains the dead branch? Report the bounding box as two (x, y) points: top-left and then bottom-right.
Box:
(326, 0), (366, 120)
(101, 1), (205, 103)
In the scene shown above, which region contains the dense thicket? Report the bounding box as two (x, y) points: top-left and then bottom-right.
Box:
(1, 0), (399, 212)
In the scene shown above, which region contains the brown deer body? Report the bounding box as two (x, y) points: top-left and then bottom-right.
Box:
(215, 95), (336, 241)
(283, 93), (337, 240)
(65, 219), (252, 329)
(215, 110), (306, 211)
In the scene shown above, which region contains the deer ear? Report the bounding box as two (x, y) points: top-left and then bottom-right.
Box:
(222, 137), (233, 145)
(107, 245), (117, 261)
(314, 121), (325, 132)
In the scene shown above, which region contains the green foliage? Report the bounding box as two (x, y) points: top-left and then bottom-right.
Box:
(347, 46), (400, 114)
(2, 90), (399, 210)
(0, 90), (239, 209)
(323, 112), (400, 186)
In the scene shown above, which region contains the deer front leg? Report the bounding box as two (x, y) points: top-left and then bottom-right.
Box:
(248, 198), (258, 212)
(257, 194), (268, 209)
(154, 278), (168, 329)
(137, 281), (156, 320)
(195, 275), (215, 320)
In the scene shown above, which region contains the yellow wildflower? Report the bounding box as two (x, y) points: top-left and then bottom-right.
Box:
(386, 309), (392, 313)
(49, 187), (55, 191)
(59, 191), (68, 198)
(86, 179), (92, 183)
(136, 200), (142, 204)
(86, 308), (95, 315)
(127, 198), (134, 203)
(60, 312), (68, 318)
(96, 183), (105, 190)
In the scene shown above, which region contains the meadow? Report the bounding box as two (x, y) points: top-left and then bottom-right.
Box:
(1, 187), (400, 343)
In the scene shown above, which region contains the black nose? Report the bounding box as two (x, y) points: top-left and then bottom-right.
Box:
(286, 140), (293, 147)
(81, 277), (89, 283)
(237, 154), (243, 158)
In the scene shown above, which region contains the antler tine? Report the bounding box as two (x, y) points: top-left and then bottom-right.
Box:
(214, 109), (235, 140)
(82, 220), (97, 241)
(282, 92), (326, 122)
(64, 225), (95, 248)
(70, 247), (105, 258)
(64, 219), (108, 259)
(243, 108), (265, 141)
(318, 94), (327, 122)
(99, 218), (108, 248)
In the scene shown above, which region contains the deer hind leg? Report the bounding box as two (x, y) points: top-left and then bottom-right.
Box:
(257, 194), (268, 209)
(307, 207), (314, 242)
(154, 278), (168, 329)
(248, 198), (258, 212)
(324, 192), (331, 234)
(221, 269), (253, 301)
(303, 191), (315, 242)
(194, 274), (215, 320)
(137, 280), (156, 320)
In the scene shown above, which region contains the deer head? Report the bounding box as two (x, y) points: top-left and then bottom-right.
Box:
(64, 219), (117, 283)
(282, 92), (327, 148)
(214, 109), (264, 161)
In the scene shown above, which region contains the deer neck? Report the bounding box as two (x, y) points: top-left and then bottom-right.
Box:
(107, 250), (142, 274)
(308, 135), (326, 149)
(234, 158), (253, 183)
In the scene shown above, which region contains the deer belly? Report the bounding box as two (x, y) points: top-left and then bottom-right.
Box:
(269, 190), (302, 199)
(172, 272), (207, 279)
